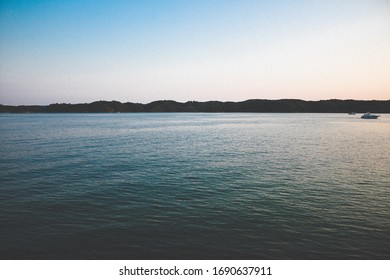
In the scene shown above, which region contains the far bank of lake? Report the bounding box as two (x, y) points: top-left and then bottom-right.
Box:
(1, 99), (390, 113)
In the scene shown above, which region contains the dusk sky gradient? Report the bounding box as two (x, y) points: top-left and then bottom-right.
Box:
(0, 0), (389, 105)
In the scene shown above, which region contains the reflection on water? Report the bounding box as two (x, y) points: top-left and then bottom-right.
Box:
(0, 113), (389, 259)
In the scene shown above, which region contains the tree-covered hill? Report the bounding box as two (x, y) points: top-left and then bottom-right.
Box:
(1, 99), (389, 113)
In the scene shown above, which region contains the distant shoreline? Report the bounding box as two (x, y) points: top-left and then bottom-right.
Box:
(1, 99), (390, 113)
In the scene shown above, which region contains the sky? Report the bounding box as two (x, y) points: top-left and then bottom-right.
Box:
(0, 0), (389, 105)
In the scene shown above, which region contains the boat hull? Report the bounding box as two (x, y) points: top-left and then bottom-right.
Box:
(361, 115), (379, 119)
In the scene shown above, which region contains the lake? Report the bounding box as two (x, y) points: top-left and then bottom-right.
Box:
(0, 113), (389, 259)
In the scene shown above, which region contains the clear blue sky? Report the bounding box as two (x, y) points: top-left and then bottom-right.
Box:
(0, 0), (389, 105)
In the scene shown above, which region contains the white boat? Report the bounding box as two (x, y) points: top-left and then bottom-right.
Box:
(361, 112), (379, 119)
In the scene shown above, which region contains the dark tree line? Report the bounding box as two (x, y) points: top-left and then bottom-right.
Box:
(1, 99), (389, 113)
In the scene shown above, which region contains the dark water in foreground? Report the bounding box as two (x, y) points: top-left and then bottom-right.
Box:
(1, 113), (389, 259)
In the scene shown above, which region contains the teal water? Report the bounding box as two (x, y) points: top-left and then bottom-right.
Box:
(0, 113), (389, 259)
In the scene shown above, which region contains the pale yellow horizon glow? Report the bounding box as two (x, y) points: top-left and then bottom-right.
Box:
(0, 0), (389, 105)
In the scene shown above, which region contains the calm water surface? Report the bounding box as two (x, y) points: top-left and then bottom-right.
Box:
(0, 113), (389, 259)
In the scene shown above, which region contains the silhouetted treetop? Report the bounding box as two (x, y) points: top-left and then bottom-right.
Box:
(1, 99), (389, 113)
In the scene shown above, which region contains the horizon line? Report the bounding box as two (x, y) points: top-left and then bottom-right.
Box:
(2, 98), (390, 107)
